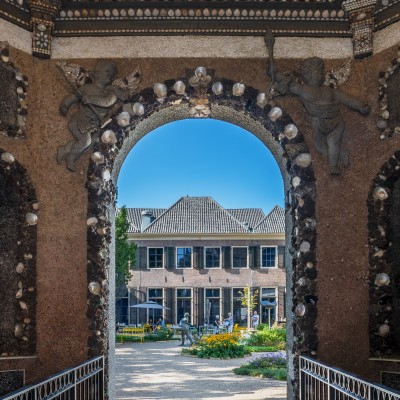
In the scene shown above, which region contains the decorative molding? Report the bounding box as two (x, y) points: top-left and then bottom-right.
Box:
(343, 0), (378, 58)
(28, 0), (61, 58)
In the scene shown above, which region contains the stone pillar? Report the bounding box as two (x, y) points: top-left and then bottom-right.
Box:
(343, 0), (378, 59)
(28, 0), (61, 58)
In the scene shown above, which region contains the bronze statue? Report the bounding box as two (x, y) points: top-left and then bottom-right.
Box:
(265, 32), (370, 175)
(57, 61), (141, 171)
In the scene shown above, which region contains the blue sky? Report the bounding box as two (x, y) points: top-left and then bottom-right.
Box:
(117, 119), (284, 214)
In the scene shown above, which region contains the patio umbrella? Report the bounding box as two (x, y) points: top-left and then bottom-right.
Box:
(130, 301), (169, 324)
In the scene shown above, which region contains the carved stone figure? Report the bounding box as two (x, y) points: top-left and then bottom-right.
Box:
(57, 61), (140, 171)
(178, 312), (194, 346)
(265, 33), (370, 175)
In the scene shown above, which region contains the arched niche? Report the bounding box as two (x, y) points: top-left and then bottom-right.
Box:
(367, 152), (400, 358)
(0, 149), (37, 357)
(85, 77), (318, 399)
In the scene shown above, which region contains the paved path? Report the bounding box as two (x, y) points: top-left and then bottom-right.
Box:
(115, 341), (287, 400)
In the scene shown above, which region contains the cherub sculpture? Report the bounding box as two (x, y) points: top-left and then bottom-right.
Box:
(57, 61), (141, 171)
(265, 32), (370, 175)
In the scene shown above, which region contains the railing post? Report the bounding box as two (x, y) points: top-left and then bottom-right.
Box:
(327, 366), (331, 400)
(74, 367), (77, 400)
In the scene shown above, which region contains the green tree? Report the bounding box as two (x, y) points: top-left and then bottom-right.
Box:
(116, 206), (136, 287)
(238, 287), (259, 328)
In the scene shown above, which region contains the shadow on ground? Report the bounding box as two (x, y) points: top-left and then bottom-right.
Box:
(115, 341), (287, 400)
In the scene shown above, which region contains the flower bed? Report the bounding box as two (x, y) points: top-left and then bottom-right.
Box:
(188, 333), (247, 359)
(233, 352), (287, 380)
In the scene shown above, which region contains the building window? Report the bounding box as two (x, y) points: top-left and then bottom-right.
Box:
(232, 247), (248, 268)
(204, 247), (221, 268)
(205, 288), (221, 325)
(260, 287), (277, 327)
(261, 246), (277, 268)
(232, 288), (247, 326)
(148, 247), (164, 269)
(176, 288), (192, 324)
(176, 247), (192, 269)
(148, 288), (164, 323)
(116, 287), (129, 325)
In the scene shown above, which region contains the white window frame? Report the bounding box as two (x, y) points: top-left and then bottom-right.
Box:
(176, 247), (193, 269)
(147, 247), (164, 269)
(147, 287), (165, 321)
(204, 246), (222, 269)
(175, 287), (193, 325)
(231, 246), (249, 269)
(260, 245), (278, 268)
(204, 287), (222, 322)
(259, 286), (278, 324)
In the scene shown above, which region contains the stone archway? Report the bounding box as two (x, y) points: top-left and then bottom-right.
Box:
(367, 151), (400, 359)
(84, 75), (318, 399)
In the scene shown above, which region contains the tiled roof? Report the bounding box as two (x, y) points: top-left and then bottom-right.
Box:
(226, 208), (265, 230)
(126, 197), (284, 235)
(126, 208), (167, 233)
(253, 205), (285, 234)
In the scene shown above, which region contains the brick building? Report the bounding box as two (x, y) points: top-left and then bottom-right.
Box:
(117, 196), (285, 327)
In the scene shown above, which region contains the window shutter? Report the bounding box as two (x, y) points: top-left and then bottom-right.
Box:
(139, 247), (147, 270)
(166, 247), (175, 270)
(193, 247), (199, 269)
(277, 246), (285, 268)
(198, 247), (204, 269)
(254, 246), (260, 268)
(278, 286), (285, 321)
(165, 288), (175, 325)
(223, 247), (231, 269)
(249, 246), (256, 269)
(198, 288), (204, 326)
(223, 288), (232, 318)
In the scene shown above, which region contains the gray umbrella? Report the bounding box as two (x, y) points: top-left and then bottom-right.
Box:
(130, 301), (169, 323)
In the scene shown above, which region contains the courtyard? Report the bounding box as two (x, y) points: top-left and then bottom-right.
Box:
(115, 341), (287, 400)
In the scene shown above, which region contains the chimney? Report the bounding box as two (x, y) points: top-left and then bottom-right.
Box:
(140, 210), (152, 232)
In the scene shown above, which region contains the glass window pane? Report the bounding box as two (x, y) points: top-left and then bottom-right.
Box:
(205, 288), (220, 298)
(205, 247), (220, 268)
(177, 288), (192, 298)
(232, 247), (247, 268)
(149, 248), (163, 268)
(177, 247), (192, 269)
(262, 247), (276, 267)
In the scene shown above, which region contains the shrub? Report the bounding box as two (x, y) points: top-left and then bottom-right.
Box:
(195, 333), (245, 359)
(233, 352), (287, 380)
(145, 328), (174, 341)
(241, 327), (286, 348)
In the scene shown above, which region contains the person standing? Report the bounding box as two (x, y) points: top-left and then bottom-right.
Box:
(251, 310), (259, 330)
(224, 312), (234, 333)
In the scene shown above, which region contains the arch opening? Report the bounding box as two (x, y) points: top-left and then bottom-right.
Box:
(85, 79), (318, 399)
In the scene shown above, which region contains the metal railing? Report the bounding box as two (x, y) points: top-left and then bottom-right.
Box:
(0, 356), (104, 400)
(300, 355), (400, 400)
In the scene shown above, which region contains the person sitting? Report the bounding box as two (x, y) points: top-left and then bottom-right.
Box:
(213, 315), (220, 334)
(156, 317), (165, 330)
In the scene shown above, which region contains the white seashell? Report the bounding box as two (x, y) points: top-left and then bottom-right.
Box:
(116, 112), (130, 127)
(26, 213), (38, 225)
(232, 83), (245, 96)
(297, 277), (307, 286)
(374, 273), (390, 286)
(14, 323), (23, 337)
(132, 102), (145, 116)
(256, 93), (268, 108)
(99, 248), (108, 258)
(299, 241), (310, 253)
(378, 323), (390, 337)
(173, 81), (186, 95)
(153, 83), (168, 98)
(295, 153), (312, 168)
(102, 169), (111, 181)
(16, 289), (23, 299)
(19, 301), (27, 310)
(195, 67), (207, 78)
(212, 82), (223, 95)
(87, 217), (98, 227)
(292, 176), (301, 187)
(382, 110), (390, 120)
(1, 152), (15, 163)
(373, 187), (388, 200)
(269, 107), (282, 121)
(356, 12), (367, 21)
(101, 130), (117, 144)
(295, 303), (306, 316)
(91, 152), (104, 164)
(88, 281), (102, 295)
(16, 263), (24, 273)
(377, 120), (387, 130)
(32, 203), (39, 210)
(306, 262), (314, 269)
(284, 124), (298, 139)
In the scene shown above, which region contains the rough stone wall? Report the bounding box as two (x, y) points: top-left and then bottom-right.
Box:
(0, 42), (399, 388)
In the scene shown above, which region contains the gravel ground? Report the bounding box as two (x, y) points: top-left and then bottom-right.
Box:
(115, 341), (287, 400)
